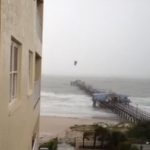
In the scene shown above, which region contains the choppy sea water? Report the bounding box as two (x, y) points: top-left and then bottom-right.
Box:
(41, 76), (150, 118)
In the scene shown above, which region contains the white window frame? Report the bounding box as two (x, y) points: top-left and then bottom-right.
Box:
(9, 39), (20, 103)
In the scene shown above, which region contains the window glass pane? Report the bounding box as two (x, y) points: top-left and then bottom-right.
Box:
(10, 44), (13, 72)
(12, 74), (17, 99)
(13, 47), (18, 71)
(29, 51), (33, 90)
(10, 74), (13, 101)
(35, 54), (41, 81)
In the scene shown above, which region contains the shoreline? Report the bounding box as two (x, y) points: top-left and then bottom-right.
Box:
(39, 115), (120, 142)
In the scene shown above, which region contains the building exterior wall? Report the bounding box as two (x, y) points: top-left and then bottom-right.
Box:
(0, 0), (43, 150)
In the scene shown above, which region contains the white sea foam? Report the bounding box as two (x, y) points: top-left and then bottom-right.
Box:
(40, 91), (117, 118)
(130, 97), (150, 113)
(41, 76), (150, 119)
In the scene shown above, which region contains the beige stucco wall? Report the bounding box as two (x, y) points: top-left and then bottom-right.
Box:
(0, 0), (43, 150)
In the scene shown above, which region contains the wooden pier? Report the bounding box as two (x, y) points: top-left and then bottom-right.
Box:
(71, 80), (150, 123)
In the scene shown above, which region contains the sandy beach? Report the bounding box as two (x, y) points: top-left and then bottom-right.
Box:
(40, 116), (119, 142)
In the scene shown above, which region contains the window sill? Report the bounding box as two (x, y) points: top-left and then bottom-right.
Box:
(8, 99), (22, 116)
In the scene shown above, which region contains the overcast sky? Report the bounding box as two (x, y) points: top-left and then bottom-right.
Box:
(42, 0), (150, 78)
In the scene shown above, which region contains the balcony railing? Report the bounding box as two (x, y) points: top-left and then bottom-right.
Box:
(33, 80), (41, 108)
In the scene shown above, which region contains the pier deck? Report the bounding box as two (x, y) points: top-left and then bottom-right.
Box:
(71, 80), (150, 123)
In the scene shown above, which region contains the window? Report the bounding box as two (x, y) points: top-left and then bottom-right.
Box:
(36, 0), (43, 41)
(10, 39), (20, 103)
(35, 53), (41, 82)
(28, 51), (33, 91)
(33, 53), (41, 107)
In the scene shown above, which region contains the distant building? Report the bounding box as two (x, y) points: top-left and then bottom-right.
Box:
(0, 0), (44, 150)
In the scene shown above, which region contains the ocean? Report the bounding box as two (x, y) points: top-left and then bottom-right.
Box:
(41, 75), (150, 119)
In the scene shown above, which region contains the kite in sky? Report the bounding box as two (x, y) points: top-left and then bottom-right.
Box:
(74, 61), (78, 66)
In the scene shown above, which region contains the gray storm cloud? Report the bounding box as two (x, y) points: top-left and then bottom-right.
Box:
(42, 0), (150, 78)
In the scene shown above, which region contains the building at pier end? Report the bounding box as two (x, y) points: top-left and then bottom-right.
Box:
(0, 0), (44, 149)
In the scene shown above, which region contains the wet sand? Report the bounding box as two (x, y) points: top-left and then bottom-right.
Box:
(40, 116), (119, 142)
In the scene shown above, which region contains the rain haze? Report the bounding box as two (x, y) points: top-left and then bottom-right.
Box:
(42, 0), (150, 78)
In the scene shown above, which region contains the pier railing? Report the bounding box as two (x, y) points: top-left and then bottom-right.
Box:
(106, 103), (150, 122)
